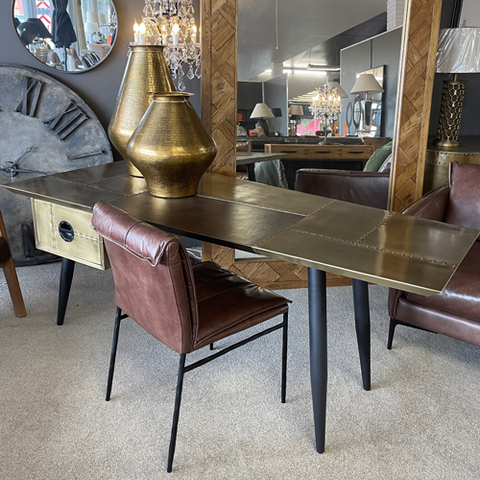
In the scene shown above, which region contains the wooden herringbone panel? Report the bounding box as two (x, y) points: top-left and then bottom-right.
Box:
(389, 0), (443, 212)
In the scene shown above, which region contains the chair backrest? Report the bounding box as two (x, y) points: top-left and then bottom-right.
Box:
(91, 201), (198, 354)
(446, 161), (480, 231)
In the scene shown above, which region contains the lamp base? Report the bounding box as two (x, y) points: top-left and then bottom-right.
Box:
(435, 79), (467, 149)
(255, 118), (270, 136)
(434, 138), (460, 148)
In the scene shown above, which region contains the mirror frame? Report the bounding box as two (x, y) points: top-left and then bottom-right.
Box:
(200, 0), (445, 288)
(12, 0), (117, 73)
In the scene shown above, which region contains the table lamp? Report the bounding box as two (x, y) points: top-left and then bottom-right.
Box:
(435, 28), (480, 148)
(250, 103), (275, 136)
(288, 104), (304, 136)
(350, 74), (384, 136)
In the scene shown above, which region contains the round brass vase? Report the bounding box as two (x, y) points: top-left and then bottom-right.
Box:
(108, 45), (175, 177)
(126, 92), (217, 198)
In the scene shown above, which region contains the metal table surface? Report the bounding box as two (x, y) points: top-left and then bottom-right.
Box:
(3, 161), (478, 454)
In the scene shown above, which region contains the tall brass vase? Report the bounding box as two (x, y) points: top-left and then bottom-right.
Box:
(127, 92), (217, 198)
(108, 45), (175, 177)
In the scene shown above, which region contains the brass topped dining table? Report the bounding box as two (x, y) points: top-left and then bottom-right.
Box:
(3, 161), (478, 454)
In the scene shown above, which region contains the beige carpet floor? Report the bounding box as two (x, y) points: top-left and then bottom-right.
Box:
(1, 262), (480, 480)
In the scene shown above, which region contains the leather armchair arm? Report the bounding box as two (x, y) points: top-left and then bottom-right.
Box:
(295, 169), (390, 209)
(388, 185), (451, 317)
(401, 185), (450, 222)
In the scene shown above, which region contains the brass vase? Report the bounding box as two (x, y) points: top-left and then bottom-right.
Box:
(126, 92), (217, 198)
(108, 45), (175, 177)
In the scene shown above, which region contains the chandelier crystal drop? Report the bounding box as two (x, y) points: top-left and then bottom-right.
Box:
(309, 85), (342, 136)
(142, 0), (201, 91)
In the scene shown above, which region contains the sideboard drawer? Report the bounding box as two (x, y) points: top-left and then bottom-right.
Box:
(32, 199), (109, 270)
(264, 144), (372, 160)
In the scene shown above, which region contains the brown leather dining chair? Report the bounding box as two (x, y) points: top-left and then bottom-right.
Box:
(0, 208), (26, 318)
(91, 201), (290, 473)
(388, 162), (480, 352)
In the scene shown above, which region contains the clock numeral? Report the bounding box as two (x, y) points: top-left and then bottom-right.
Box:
(44, 101), (88, 140)
(67, 149), (105, 161)
(15, 76), (44, 117)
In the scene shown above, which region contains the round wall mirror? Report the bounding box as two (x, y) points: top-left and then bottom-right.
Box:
(13, 0), (117, 73)
(353, 96), (362, 132)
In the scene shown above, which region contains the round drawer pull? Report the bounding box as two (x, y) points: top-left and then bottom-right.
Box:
(58, 221), (74, 242)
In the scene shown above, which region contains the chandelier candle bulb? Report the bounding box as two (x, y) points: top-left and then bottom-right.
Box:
(133, 20), (140, 44)
(138, 23), (146, 45)
(172, 24), (179, 46)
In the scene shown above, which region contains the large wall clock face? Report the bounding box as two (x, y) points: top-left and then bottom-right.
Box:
(0, 63), (113, 264)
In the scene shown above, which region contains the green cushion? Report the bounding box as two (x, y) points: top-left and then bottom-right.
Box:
(363, 141), (393, 172)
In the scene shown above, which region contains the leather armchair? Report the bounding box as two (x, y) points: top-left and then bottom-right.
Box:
(295, 169), (390, 209)
(388, 162), (480, 350)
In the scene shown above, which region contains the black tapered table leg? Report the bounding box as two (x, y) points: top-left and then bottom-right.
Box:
(352, 279), (371, 391)
(246, 163), (256, 181)
(57, 258), (75, 326)
(308, 267), (327, 453)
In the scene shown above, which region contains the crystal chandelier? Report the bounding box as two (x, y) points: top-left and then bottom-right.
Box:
(309, 85), (342, 140)
(142, 0), (201, 91)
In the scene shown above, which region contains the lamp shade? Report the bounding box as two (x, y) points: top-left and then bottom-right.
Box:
(250, 103), (275, 119)
(289, 105), (304, 116)
(327, 81), (348, 98)
(350, 74), (384, 94)
(436, 28), (480, 73)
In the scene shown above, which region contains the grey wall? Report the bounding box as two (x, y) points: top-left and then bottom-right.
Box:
(340, 27), (402, 138)
(1, 0), (201, 157)
(264, 74), (288, 136)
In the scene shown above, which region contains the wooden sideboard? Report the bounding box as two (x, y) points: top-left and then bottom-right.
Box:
(264, 143), (374, 189)
(264, 143), (373, 161)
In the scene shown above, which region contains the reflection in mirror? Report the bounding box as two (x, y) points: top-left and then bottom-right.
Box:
(351, 67), (385, 137)
(237, 3), (401, 142)
(13, 0), (117, 72)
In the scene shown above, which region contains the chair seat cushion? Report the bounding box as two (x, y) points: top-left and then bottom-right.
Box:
(193, 262), (289, 348)
(0, 237), (11, 263)
(405, 241), (480, 321)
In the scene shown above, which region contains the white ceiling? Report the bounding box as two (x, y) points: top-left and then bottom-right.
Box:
(238, 0), (387, 80)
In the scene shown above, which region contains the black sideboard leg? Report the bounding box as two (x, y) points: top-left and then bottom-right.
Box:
(246, 163), (256, 181)
(308, 267), (327, 453)
(352, 279), (371, 391)
(57, 258), (75, 326)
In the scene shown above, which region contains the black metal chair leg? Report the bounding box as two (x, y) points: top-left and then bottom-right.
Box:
(387, 317), (398, 350)
(106, 307), (123, 401)
(209, 343), (214, 350)
(167, 354), (187, 473)
(352, 279), (371, 391)
(387, 317), (436, 350)
(281, 311), (288, 403)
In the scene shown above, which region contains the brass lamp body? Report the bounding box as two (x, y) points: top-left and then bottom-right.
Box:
(435, 77), (467, 148)
(108, 45), (175, 177)
(127, 92), (217, 198)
